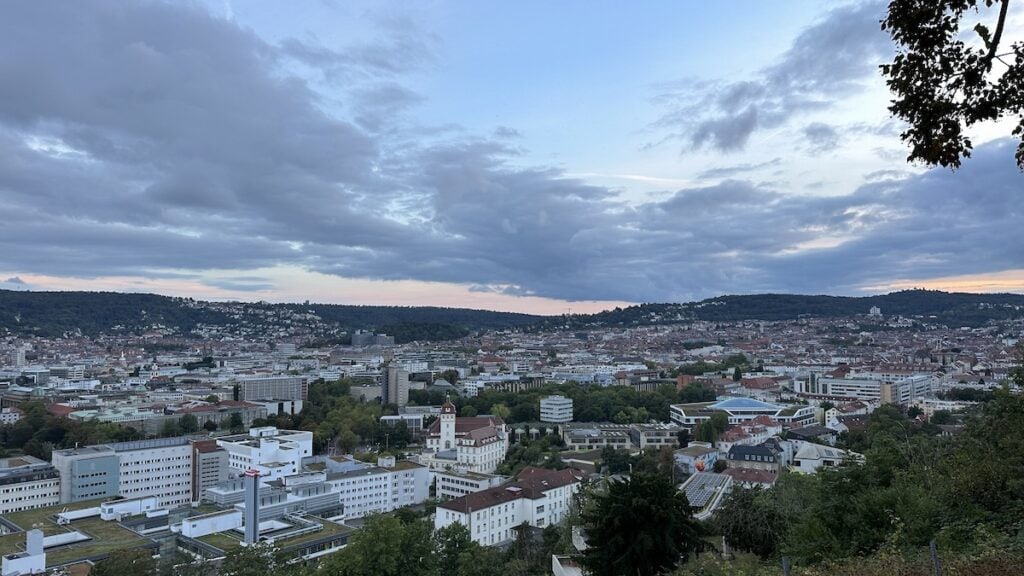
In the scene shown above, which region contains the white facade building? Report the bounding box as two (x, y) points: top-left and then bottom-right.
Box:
(216, 427), (313, 481)
(0, 456), (60, 515)
(540, 395), (574, 423)
(435, 467), (582, 546)
(434, 470), (507, 501)
(422, 399), (508, 474)
(113, 438), (194, 508)
(323, 457), (430, 519)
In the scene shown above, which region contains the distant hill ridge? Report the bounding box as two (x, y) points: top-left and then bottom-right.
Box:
(532, 289), (1024, 330)
(0, 288), (1021, 338)
(0, 289), (538, 339)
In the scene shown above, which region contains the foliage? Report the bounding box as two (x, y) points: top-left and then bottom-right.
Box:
(0, 400), (145, 455)
(582, 472), (706, 576)
(881, 0), (1024, 168)
(694, 412), (730, 443)
(90, 548), (156, 576)
(714, 486), (786, 559)
(322, 515), (437, 576)
(0, 289), (537, 337)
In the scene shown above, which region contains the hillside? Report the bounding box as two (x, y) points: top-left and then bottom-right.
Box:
(0, 290), (538, 340)
(533, 289), (1024, 330)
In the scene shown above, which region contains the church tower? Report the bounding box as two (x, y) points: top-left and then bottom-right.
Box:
(440, 396), (456, 450)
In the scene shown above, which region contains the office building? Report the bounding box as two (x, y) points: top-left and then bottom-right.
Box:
(216, 427), (313, 481)
(0, 456), (60, 514)
(540, 395), (573, 423)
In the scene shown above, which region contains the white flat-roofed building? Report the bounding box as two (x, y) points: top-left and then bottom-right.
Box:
(540, 395), (574, 423)
(435, 467), (582, 546)
(216, 426), (313, 481)
(323, 456), (430, 519)
(236, 375), (308, 402)
(111, 437), (194, 508)
(670, 398), (816, 430)
(0, 456), (60, 514)
(435, 469), (507, 501)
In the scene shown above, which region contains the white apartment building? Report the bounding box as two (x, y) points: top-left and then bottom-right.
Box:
(0, 456), (60, 514)
(216, 426), (313, 481)
(540, 395), (574, 423)
(435, 467), (582, 546)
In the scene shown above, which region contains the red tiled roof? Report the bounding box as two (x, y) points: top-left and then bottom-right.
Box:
(427, 415), (505, 435)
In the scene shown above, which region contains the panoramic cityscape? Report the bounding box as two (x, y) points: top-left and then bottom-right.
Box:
(0, 1), (1023, 576)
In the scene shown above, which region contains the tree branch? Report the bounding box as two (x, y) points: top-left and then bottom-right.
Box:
(984, 0), (1011, 67)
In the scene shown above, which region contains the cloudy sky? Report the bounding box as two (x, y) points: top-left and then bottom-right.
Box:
(1, 1), (1022, 314)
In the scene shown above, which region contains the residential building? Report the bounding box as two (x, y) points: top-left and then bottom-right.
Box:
(0, 456), (60, 514)
(791, 443), (862, 473)
(726, 444), (782, 474)
(435, 467), (583, 546)
(383, 366), (410, 409)
(540, 395), (573, 423)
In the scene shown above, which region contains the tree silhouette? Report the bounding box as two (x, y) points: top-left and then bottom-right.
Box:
(882, 0), (1024, 168)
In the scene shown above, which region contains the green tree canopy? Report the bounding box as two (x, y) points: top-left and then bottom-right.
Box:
(582, 472), (706, 576)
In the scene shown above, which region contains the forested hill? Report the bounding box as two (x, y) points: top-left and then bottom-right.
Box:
(0, 290), (539, 339)
(534, 289), (1024, 330)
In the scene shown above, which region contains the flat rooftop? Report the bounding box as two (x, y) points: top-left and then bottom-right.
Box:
(0, 498), (152, 568)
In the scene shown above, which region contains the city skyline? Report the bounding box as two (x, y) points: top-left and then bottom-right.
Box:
(1, 1), (1023, 315)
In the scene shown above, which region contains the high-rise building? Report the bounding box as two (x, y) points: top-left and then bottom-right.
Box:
(243, 469), (260, 546)
(383, 366), (409, 409)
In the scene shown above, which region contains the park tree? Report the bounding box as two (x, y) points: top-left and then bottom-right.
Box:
(694, 412), (730, 443)
(582, 472), (706, 576)
(178, 413), (199, 434)
(714, 485), (785, 559)
(881, 0), (1024, 168)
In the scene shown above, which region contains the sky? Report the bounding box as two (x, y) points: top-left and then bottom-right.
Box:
(0, 1), (1022, 315)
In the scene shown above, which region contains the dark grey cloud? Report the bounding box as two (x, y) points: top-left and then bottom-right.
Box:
(0, 1), (1019, 305)
(4, 277), (25, 285)
(652, 1), (890, 152)
(803, 122), (841, 153)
